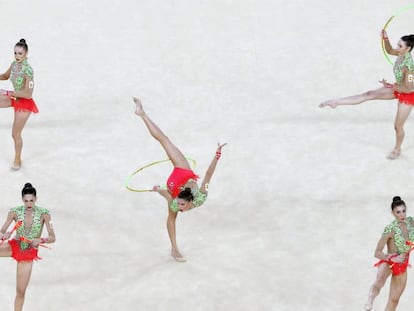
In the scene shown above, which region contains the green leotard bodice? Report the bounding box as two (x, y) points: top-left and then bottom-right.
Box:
(11, 205), (49, 250)
(10, 59), (33, 91)
(169, 189), (208, 212)
(383, 216), (414, 254)
(393, 53), (414, 85)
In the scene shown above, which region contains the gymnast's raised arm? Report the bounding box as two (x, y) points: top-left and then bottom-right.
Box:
(199, 143), (227, 193)
(382, 30), (399, 56)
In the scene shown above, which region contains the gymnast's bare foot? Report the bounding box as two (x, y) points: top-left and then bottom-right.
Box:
(386, 148), (401, 160)
(319, 100), (338, 108)
(11, 159), (21, 171)
(171, 249), (186, 262)
(363, 302), (372, 311)
(133, 97), (145, 116)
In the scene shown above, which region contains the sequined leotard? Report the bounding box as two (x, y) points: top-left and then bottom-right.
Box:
(10, 59), (34, 91)
(374, 216), (414, 275)
(394, 53), (414, 85)
(393, 53), (414, 105)
(382, 216), (414, 254)
(8, 205), (49, 262)
(7, 58), (39, 113)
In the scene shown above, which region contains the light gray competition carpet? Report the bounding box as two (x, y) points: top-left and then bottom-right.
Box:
(0, 1), (413, 310)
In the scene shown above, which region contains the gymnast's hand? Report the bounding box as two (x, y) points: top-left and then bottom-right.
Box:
(216, 142), (227, 152)
(30, 238), (42, 248)
(379, 79), (393, 88)
(0, 89), (12, 96)
(215, 142), (227, 160)
(1, 231), (11, 240)
(381, 29), (389, 40)
(390, 253), (406, 263)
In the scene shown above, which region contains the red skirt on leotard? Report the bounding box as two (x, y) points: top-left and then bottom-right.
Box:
(9, 239), (41, 262)
(11, 98), (39, 113)
(374, 254), (410, 276)
(166, 167), (198, 198)
(394, 91), (414, 105)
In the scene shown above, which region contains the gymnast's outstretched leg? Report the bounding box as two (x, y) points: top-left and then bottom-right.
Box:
(133, 97), (190, 169)
(319, 86), (395, 108)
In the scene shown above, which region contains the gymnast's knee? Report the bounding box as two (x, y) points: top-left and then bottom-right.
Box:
(374, 276), (387, 288)
(394, 123), (404, 132)
(389, 297), (400, 306)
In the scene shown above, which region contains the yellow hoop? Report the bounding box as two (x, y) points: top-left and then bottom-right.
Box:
(382, 4), (414, 65)
(125, 157), (197, 192)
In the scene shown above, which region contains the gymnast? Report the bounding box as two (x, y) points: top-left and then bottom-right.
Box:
(0, 39), (39, 169)
(133, 97), (226, 262)
(320, 31), (414, 160)
(0, 183), (55, 311)
(364, 196), (414, 311)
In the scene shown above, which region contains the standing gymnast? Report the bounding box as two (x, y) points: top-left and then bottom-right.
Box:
(319, 31), (414, 160)
(133, 97), (226, 262)
(0, 39), (38, 170)
(0, 183), (55, 311)
(364, 196), (414, 311)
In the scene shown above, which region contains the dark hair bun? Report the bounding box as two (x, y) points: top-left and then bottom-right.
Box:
(391, 196), (406, 210)
(21, 182), (36, 197)
(393, 196), (402, 202)
(177, 187), (194, 202)
(15, 39), (28, 52)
